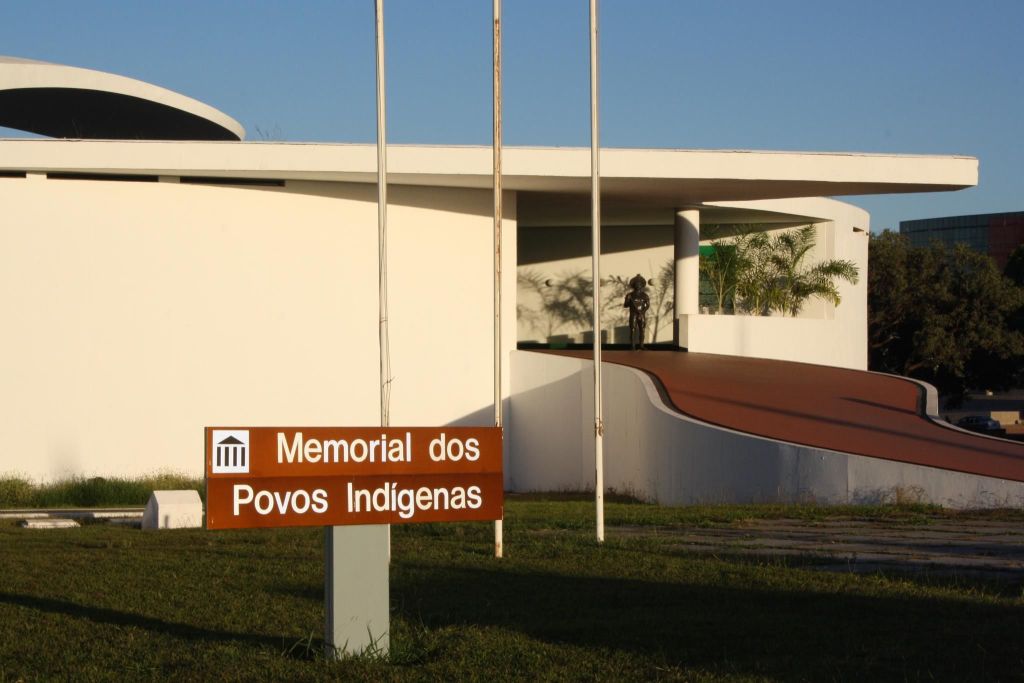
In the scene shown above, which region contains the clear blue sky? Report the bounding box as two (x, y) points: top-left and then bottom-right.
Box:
(1, 0), (1020, 232)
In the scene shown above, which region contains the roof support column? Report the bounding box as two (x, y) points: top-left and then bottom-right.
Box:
(674, 208), (700, 346)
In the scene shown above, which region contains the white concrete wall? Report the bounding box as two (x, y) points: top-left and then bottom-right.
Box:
(0, 174), (516, 481)
(509, 351), (1024, 508)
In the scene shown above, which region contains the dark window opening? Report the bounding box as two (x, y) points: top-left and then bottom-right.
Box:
(47, 172), (158, 182)
(180, 176), (284, 187)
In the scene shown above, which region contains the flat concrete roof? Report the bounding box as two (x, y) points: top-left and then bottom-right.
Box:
(0, 56), (244, 141)
(0, 139), (977, 207)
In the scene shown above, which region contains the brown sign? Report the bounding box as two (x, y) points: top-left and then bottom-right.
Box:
(205, 427), (503, 530)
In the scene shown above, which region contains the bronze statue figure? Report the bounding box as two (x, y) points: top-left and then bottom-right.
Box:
(623, 274), (650, 350)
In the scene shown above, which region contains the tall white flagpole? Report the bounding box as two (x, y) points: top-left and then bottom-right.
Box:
(589, 0), (605, 543)
(323, 1), (392, 658)
(492, 0), (504, 559)
(374, 0), (393, 568)
(375, 0), (390, 429)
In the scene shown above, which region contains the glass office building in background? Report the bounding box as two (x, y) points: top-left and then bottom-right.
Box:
(900, 211), (1024, 269)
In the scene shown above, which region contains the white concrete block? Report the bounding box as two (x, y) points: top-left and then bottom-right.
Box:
(142, 490), (203, 530)
(20, 519), (79, 529)
(86, 510), (144, 520)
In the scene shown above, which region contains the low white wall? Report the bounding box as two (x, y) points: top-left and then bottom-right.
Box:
(509, 351), (1024, 508)
(680, 314), (865, 370)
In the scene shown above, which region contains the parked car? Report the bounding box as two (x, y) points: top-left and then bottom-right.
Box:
(956, 415), (1004, 435)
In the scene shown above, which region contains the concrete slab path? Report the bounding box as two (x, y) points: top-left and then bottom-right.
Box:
(616, 517), (1024, 580)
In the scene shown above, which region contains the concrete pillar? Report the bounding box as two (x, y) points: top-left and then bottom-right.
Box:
(674, 208), (701, 329)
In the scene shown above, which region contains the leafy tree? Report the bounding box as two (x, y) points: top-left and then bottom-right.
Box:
(868, 231), (1024, 404)
(867, 231), (922, 373)
(1004, 244), (1024, 286)
(1003, 244), (1024, 345)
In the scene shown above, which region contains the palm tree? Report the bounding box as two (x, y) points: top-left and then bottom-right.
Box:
(734, 231), (777, 315)
(766, 225), (859, 316)
(700, 235), (752, 314)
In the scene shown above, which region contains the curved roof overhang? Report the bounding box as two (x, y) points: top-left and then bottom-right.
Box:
(0, 56), (244, 141)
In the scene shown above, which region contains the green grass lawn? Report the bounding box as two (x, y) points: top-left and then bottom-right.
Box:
(1, 497), (1022, 681)
(0, 474), (203, 508)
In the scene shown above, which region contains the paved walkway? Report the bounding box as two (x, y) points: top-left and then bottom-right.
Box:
(547, 350), (1024, 482)
(617, 517), (1024, 579)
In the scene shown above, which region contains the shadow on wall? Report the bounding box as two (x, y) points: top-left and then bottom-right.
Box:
(517, 264), (675, 346)
(518, 224), (673, 265)
(508, 368), (591, 494)
(445, 404), (501, 428)
(163, 177), (498, 219)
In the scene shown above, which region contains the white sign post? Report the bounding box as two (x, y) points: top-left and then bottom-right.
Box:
(326, 525), (390, 656)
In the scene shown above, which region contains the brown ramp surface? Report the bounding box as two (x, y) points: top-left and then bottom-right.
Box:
(547, 350), (1024, 483)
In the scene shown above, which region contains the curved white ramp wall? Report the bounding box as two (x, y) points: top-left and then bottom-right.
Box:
(509, 351), (1024, 508)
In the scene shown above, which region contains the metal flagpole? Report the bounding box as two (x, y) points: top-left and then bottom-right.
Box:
(323, 0), (392, 658)
(492, 0), (504, 559)
(375, 0), (391, 429)
(589, 0), (605, 543)
(374, 0), (393, 567)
